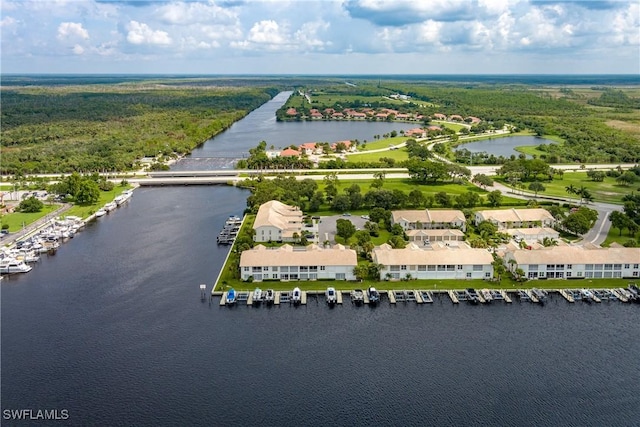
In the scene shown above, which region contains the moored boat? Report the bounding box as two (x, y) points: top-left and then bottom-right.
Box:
(325, 287), (337, 305)
(0, 258), (33, 274)
(367, 287), (380, 304)
(252, 287), (263, 304)
(292, 287), (302, 305)
(480, 288), (492, 303)
(264, 289), (275, 304)
(226, 288), (237, 305)
(350, 289), (364, 305)
(95, 209), (107, 218)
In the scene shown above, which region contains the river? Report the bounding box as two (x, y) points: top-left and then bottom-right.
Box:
(2, 92), (639, 426)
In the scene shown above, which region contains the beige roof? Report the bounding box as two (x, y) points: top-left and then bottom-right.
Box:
(240, 244), (357, 267)
(504, 227), (558, 237)
(477, 208), (554, 223)
(406, 229), (465, 237)
(509, 245), (640, 265)
(392, 209), (466, 224)
(253, 200), (302, 231)
(373, 244), (493, 266)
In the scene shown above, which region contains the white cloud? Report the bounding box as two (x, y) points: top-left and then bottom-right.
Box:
(0, 16), (17, 27)
(158, 1), (237, 25)
(126, 21), (172, 45)
(57, 22), (89, 40)
(72, 44), (85, 55)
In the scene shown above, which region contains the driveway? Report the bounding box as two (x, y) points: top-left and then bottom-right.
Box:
(317, 214), (369, 244)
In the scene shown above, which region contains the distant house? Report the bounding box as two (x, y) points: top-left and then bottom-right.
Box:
(373, 243), (494, 280)
(286, 108), (298, 116)
(405, 128), (426, 138)
(505, 227), (559, 243)
(466, 116), (482, 124)
(427, 125), (442, 132)
(449, 114), (464, 121)
(331, 112), (345, 119)
(392, 209), (467, 232)
(310, 112), (324, 119)
(395, 113), (410, 120)
(298, 142), (320, 155)
(239, 243), (357, 281)
(475, 208), (555, 229)
(330, 140), (355, 152)
(375, 112), (389, 120)
(504, 245), (640, 280)
(253, 200), (303, 243)
(433, 113), (447, 120)
(280, 148), (300, 157)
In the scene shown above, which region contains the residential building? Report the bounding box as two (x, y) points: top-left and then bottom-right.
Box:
(253, 200), (303, 243)
(372, 243), (494, 280)
(504, 245), (640, 279)
(392, 209), (467, 232)
(505, 227), (559, 244)
(279, 148), (300, 157)
(239, 244), (357, 281)
(474, 208), (555, 229)
(406, 229), (465, 243)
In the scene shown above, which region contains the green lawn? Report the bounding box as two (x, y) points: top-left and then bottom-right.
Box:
(347, 147), (410, 162)
(431, 120), (467, 132)
(522, 172), (637, 205)
(0, 204), (60, 232)
(601, 225), (638, 247)
(357, 136), (408, 151)
(63, 186), (133, 219)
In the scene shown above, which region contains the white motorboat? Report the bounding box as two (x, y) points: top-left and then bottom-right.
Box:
(325, 287), (337, 305)
(0, 258), (33, 274)
(95, 209), (106, 217)
(114, 190), (133, 206)
(263, 289), (275, 304)
(252, 287), (263, 304)
(350, 289), (364, 304)
(292, 287), (302, 305)
(104, 201), (117, 212)
(481, 289), (493, 303)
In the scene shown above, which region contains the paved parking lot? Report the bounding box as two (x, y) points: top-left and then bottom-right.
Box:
(317, 214), (368, 244)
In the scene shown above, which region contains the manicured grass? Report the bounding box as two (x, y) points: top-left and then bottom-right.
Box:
(431, 120), (467, 132)
(518, 172), (637, 205)
(0, 204), (60, 232)
(601, 225), (638, 247)
(347, 148), (409, 162)
(357, 136), (408, 151)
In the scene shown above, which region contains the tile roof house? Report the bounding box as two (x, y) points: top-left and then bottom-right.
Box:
(298, 142), (320, 155)
(392, 209), (467, 232)
(253, 200), (303, 243)
(433, 113), (447, 120)
(280, 148), (301, 157)
(504, 245), (640, 280)
(449, 115), (464, 121)
(239, 243), (357, 281)
(475, 208), (556, 229)
(405, 128), (426, 138)
(373, 243), (494, 280)
(286, 108), (298, 116)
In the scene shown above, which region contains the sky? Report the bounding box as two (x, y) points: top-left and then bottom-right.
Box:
(1, 0), (639, 74)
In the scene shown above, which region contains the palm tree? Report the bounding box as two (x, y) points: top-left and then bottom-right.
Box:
(541, 237), (558, 247)
(565, 184), (577, 202)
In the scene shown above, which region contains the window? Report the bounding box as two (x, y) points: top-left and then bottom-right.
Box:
(603, 272), (612, 278)
(418, 265), (426, 271)
(289, 266), (299, 272)
(577, 271), (583, 277)
(466, 272), (472, 278)
(585, 264), (593, 270)
(634, 264), (639, 269)
(401, 265), (407, 271)
(336, 273), (346, 280)
(566, 272), (572, 278)
(427, 265), (436, 271)
(566, 265), (572, 270)
(473, 265), (483, 271)
(320, 266), (325, 271)
(614, 264), (622, 270)
(272, 274), (278, 279)
(243, 267), (249, 272)
(546, 264), (555, 270)
(290, 274), (299, 280)
(281, 274), (289, 280)
(624, 264), (630, 269)
(252, 266), (262, 272)
(437, 265), (445, 271)
(633, 271), (638, 277)
(604, 264), (613, 270)
(309, 266), (318, 272)
(485, 272), (491, 278)
(281, 266), (289, 272)
(272, 267), (278, 272)
(613, 272), (621, 278)
(457, 265), (463, 270)
(309, 273), (317, 280)
(447, 265), (455, 271)
(529, 265), (538, 271)
(585, 272), (593, 278)
(555, 264), (564, 270)
(528, 272), (538, 278)
(300, 274), (308, 280)
(391, 266), (400, 271)
(254, 274), (262, 281)
(594, 264), (603, 270)
(391, 273), (400, 279)
(263, 266), (269, 272)
(300, 266), (308, 272)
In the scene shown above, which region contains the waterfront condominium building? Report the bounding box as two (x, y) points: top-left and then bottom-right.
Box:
(504, 245), (640, 279)
(372, 242), (494, 280)
(253, 200), (303, 243)
(239, 244), (358, 282)
(474, 208), (556, 229)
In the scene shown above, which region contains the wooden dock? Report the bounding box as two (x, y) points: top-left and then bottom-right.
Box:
(476, 292), (486, 304)
(499, 290), (512, 303)
(524, 290), (539, 303)
(362, 291), (370, 304)
(558, 289), (574, 303)
(219, 292), (227, 306)
(274, 291), (281, 305)
(301, 291), (307, 305)
(448, 290), (459, 304)
(337, 291), (343, 304)
(612, 289), (628, 303)
(247, 293), (253, 305)
(415, 290), (423, 304)
(388, 290), (396, 304)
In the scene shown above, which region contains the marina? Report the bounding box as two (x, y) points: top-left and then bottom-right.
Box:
(216, 215), (243, 245)
(212, 287), (638, 307)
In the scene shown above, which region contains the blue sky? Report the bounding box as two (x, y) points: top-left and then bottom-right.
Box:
(1, 0), (638, 74)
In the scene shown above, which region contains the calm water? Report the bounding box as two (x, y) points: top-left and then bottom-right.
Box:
(459, 135), (552, 157)
(2, 92), (640, 426)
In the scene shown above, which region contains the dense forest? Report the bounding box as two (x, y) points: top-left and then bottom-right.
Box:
(0, 84), (280, 173)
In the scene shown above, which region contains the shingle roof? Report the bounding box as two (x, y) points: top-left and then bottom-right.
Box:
(476, 208), (554, 223)
(373, 244), (493, 266)
(253, 200), (302, 231)
(240, 244), (357, 267)
(508, 245), (640, 265)
(392, 209), (466, 224)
